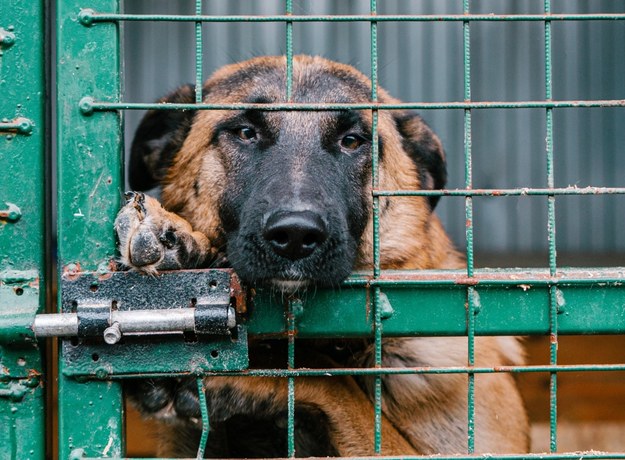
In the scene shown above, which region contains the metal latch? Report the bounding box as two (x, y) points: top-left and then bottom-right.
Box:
(33, 299), (236, 343)
(56, 269), (249, 377)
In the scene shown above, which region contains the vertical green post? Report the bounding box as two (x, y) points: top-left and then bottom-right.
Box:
(286, 298), (297, 458)
(196, 378), (209, 459)
(195, 0), (203, 104)
(463, 0), (476, 454)
(369, 0), (383, 454)
(544, 0), (559, 453)
(0, 1), (46, 458)
(285, 2), (296, 457)
(56, 0), (124, 458)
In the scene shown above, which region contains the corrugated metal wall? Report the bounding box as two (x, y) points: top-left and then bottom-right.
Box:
(123, 0), (625, 262)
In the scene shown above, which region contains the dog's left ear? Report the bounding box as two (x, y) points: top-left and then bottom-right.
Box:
(393, 111), (447, 209)
(128, 84), (202, 190)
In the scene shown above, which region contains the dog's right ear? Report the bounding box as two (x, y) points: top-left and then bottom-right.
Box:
(129, 84), (201, 190)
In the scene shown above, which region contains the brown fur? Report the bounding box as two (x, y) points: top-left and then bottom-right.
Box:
(117, 55), (529, 456)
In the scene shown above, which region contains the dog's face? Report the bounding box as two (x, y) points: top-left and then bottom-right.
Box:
(129, 56), (453, 289)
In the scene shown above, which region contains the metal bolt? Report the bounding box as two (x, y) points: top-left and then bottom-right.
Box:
(16, 117), (33, 135)
(0, 202), (21, 223)
(78, 9), (95, 27)
(0, 27), (16, 51)
(79, 96), (95, 115)
(103, 322), (122, 344)
(0, 117), (33, 136)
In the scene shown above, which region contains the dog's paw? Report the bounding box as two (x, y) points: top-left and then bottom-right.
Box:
(126, 375), (286, 425)
(114, 192), (211, 274)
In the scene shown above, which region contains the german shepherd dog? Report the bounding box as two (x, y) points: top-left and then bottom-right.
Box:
(115, 55), (529, 457)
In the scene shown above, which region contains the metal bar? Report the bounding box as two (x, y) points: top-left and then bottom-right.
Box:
(463, 1), (475, 452)
(287, 299), (297, 458)
(32, 312), (78, 337)
(37, 267), (625, 287)
(338, 268), (625, 286)
(114, 309), (195, 334)
(544, 0), (559, 451)
(195, 0), (203, 104)
(78, 11), (625, 24)
(32, 308), (235, 338)
(78, 98), (625, 112)
(285, 3), (295, 455)
(248, 281), (625, 337)
(92, 363), (625, 379)
(369, 0), (383, 453)
(196, 378), (208, 459)
(549, 286), (560, 452)
(285, 0), (293, 102)
(56, 0), (124, 457)
(83, 454), (625, 460)
(372, 187), (625, 197)
(0, 0), (46, 457)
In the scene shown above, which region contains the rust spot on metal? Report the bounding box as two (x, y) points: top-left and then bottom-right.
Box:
(97, 260), (118, 281)
(62, 263), (82, 281)
(229, 270), (247, 315)
(493, 366), (512, 373)
(466, 219), (472, 228)
(550, 333), (558, 344)
(27, 368), (42, 379)
(455, 277), (479, 286)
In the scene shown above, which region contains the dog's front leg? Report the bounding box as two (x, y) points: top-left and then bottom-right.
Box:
(114, 191), (213, 274)
(129, 373), (417, 456)
(169, 374), (418, 456)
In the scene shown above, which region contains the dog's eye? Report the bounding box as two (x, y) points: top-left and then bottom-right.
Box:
(340, 134), (365, 151)
(236, 127), (258, 142)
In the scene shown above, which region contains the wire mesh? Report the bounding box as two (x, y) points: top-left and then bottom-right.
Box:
(60, 2), (625, 459)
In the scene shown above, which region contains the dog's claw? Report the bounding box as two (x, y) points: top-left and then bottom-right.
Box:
(124, 191), (136, 203)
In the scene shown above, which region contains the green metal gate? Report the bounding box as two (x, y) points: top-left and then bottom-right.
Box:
(0, 1), (47, 459)
(1, 1), (625, 459)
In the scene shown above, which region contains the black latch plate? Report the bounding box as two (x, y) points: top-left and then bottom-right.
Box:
(60, 269), (248, 377)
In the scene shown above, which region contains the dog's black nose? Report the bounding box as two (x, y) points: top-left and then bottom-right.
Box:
(263, 211), (328, 260)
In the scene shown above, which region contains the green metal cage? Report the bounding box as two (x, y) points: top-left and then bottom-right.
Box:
(1, 1), (625, 459)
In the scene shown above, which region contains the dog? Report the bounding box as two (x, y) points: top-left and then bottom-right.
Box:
(115, 55), (529, 457)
